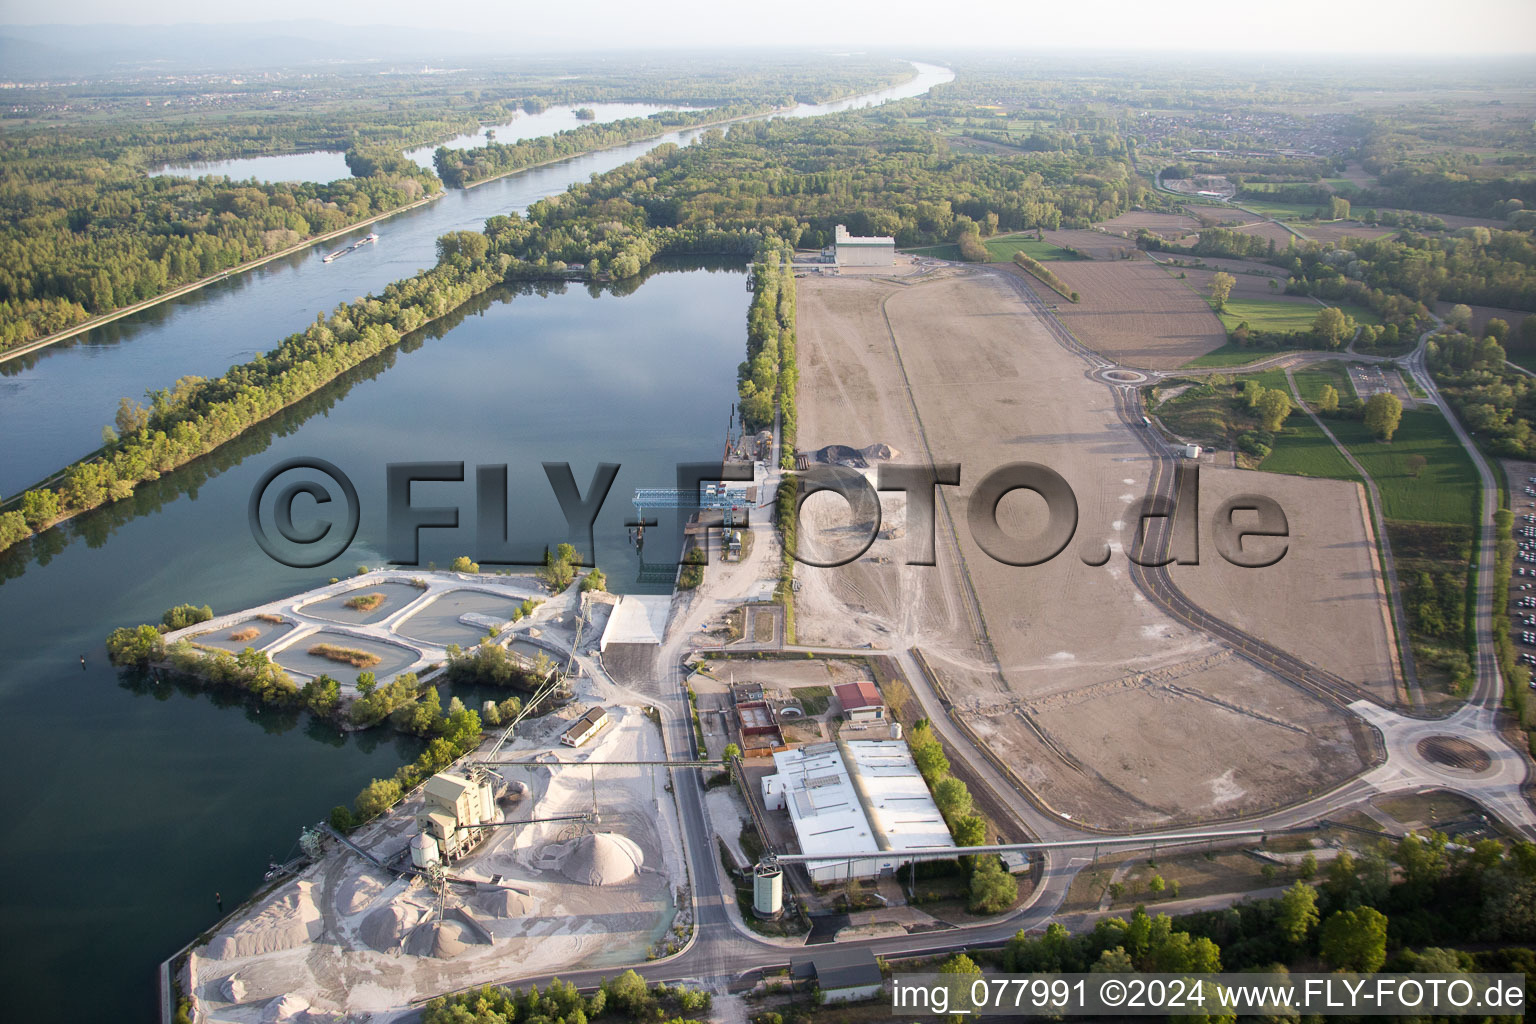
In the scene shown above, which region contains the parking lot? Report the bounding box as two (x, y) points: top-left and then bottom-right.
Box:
(1510, 465), (1536, 681)
(1349, 362), (1416, 407)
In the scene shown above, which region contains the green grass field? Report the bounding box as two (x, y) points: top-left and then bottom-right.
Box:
(1291, 361), (1350, 405)
(1182, 343), (1301, 368)
(1324, 408), (1480, 526)
(1258, 415), (1362, 482)
(982, 235), (1083, 261)
(1215, 298), (1382, 334)
(1233, 198), (1328, 220)
(903, 234), (1082, 263)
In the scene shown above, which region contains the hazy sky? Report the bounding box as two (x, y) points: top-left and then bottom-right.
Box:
(2, 0), (1534, 54)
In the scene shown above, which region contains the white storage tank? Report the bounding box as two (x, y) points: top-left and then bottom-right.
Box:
(410, 832), (440, 869)
(478, 780), (497, 823)
(753, 863), (784, 916)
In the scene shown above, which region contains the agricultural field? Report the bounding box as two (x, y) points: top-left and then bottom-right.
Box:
(1176, 265), (1302, 304)
(1019, 258), (1227, 368)
(1214, 297), (1382, 334)
(1325, 409), (1481, 527)
(1258, 414), (1362, 482)
(1233, 198), (1330, 221)
(1433, 300), (1532, 338)
(903, 234), (1081, 263)
(1230, 220), (1304, 249)
(1183, 343), (1304, 368)
(1301, 221), (1397, 245)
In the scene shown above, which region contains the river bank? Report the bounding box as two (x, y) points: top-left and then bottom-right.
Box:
(0, 191), (447, 366)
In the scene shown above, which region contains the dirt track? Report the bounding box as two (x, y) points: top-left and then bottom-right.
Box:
(794, 266), (1374, 828)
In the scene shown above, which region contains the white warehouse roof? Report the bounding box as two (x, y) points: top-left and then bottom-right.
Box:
(763, 739), (953, 875)
(842, 740), (955, 852)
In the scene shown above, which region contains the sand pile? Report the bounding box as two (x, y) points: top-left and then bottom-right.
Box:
(405, 918), (470, 959)
(207, 882), (322, 959)
(473, 887), (533, 918)
(561, 832), (643, 886)
(262, 993), (310, 1021)
(336, 871), (386, 915)
(222, 975), (246, 1002)
(359, 902), (422, 953)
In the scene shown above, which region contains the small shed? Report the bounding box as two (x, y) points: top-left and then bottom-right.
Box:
(790, 948), (884, 1003)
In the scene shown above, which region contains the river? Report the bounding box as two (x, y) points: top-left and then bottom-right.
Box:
(0, 62), (951, 1022)
(0, 62), (952, 498)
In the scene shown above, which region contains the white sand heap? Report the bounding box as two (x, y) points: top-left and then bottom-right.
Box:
(560, 832), (643, 886)
(359, 902), (422, 954)
(473, 887), (533, 918)
(207, 882), (322, 959)
(336, 871), (387, 915)
(262, 993), (310, 1021)
(404, 909), (492, 959)
(222, 974), (246, 1003)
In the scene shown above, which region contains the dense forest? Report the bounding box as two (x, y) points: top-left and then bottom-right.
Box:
(433, 102), (766, 186)
(0, 147), (440, 350)
(0, 56), (914, 349)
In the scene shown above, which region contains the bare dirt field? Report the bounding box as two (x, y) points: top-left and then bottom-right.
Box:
(1043, 228), (1143, 260)
(1155, 255), (1287, 281)
(1099, 210), (1203, 238)
(1188, 206), (1265, 228)
(1013, 259), (1227, 368)
(959, 654), (1364, 829)
(1168, 468), (1399, 703)
(1434, 300), (1531, 337)
(794, 266), (1373, 829)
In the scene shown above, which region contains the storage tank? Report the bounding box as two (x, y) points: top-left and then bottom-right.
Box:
(478, 780), (497, 823)
(753, 863), (783, 917)
(410, 832), (440, 869)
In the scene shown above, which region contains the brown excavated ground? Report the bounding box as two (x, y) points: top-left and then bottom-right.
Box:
(1007, 259), (1227, 369)
(795, 265), (1372, 829)
(1168, 468), (1399, 703)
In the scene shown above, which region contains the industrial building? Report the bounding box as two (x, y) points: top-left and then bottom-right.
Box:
(832, 224), (895, 267)
(790, 948), (885, 1003)
(761, 739), (953, 883)
(833, 680), (885, 721)
(413, 770), (498, 866)
(561, 705), (610, 747)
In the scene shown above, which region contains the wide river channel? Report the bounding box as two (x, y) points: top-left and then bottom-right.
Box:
(0, 62), (951, 1021)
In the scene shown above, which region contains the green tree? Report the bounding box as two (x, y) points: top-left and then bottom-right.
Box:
(329, 805), (355, 831)
(356, 670), (377, 696)
(581, 567), (607, 592)
(968, 856), (1018, 913)
(1256, 388), (1294, 432)
(1277, 881), (1320, 944)
(115, 397), (150, 436)
(106, 623), (166, 665)
(1319, 906), (1388, 972)
(353, 777), (403, 820)
(933, 776), (974, 818)
(450, 555), (480, 573)
(1208, 271), (1235, 310)
(1318, 384), (1340, 414)
(953, 814), (986, 849)
(1330, 195), (1351, 221)
(1312, 306), (1354, 349)
(1447, 304), (1474, 331)
(20, 488), (60, 531)
(1363, 392), (1403, 441)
